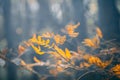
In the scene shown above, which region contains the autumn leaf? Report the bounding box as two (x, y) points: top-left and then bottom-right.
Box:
(33, 56), (41, 63)
(18, 45), (26, 54)
(54, 34), (66, 45)
(65, 48), (72, 59)
(54, 45), (66, 58)
(83, 54), (112, 68)
(68, 32), (79, 38)
(44, 39), (50, 47)
(20, 60), (26, 66)
(54, 45), (72, 60)
(29, 34), (38, 43)
(42, 32), (54, 38)
(83, 35), (100, 49)
(96, 27), (103, 38)
(83, 39), (95, 47)
(79, 62), (91, 68)
(31, 44), (44, 55)
(64, 22), (80, 37)
(111, 64), (120, 78)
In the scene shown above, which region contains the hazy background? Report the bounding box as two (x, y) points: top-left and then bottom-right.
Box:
(0, 0), (120, 80)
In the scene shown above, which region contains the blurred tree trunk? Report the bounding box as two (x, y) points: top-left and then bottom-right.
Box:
(98, 0), (120, 41)
(3, 0), (17, 80)
(72, 0), (87, 40)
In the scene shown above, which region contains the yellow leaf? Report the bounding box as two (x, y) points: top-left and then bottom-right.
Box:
(42, 32), (54, 38)
(65, 48), (72, 59)
(33, 56), (41, 63)
(29, 34), (37, 43)
(54, 34), (66, 45)
(54, 45), (66, 58)
(31, 44), (44, 55)
(45, 39), (50, 45)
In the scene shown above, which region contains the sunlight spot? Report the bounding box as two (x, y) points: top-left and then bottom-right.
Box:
(51, 3), (63, 22)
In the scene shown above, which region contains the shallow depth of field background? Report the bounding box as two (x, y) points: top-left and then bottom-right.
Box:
(0, 0), (120, 80)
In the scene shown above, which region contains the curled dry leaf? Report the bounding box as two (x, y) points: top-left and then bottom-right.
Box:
(96, 27), (103, 38)
(42, 32), (54, 38)
(64, 22), (80, 37)
(79, 62), (91, 68)
(83, 35), (100, 49)
(33, 56), (41, 63)
(31, 45), (44, 55)
(18, 45), (26, 54)
(111, 64), (120, 78)
(83, 54), (112, 68)
(54, 45), (72, 61)
(20, 60), (26, 66)
(54, 34), (66, 45)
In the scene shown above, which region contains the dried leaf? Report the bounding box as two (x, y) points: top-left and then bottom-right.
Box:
(33, 56), (41, 63)
(96, 27), (103, 38)
(65, 48), (72, 59)
(54, 45), (72, 60)
(31, 44), (44, 55)
(111, 64), (120, 78)
(42, 32), (54, 38)
(65, 22), (80, 37)
(54, 45), (66, 58)
(83, 55), (112, 68)
(20, 60), (26, 66)
(54, 34), (66, 45)
(79, 62), (91, 68)
(83, 39), (95, 47)
(29, 34), (37, 43)
(18, 45), (26, 54)
(83, 35), (100, 49)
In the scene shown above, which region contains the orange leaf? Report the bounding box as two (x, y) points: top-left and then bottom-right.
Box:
(96, 27), (103, 38)
(20, 60), (26, 66)
(42, 32), (54, 38)
(65, 22), (80, 37)
(83, 39), (95, 47)
(33, 56), (41, 63)
(18, 45), (26, 54)
(54, 34), (66, 45)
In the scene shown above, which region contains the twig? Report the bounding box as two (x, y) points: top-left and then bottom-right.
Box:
(0, 52), (42, 78)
